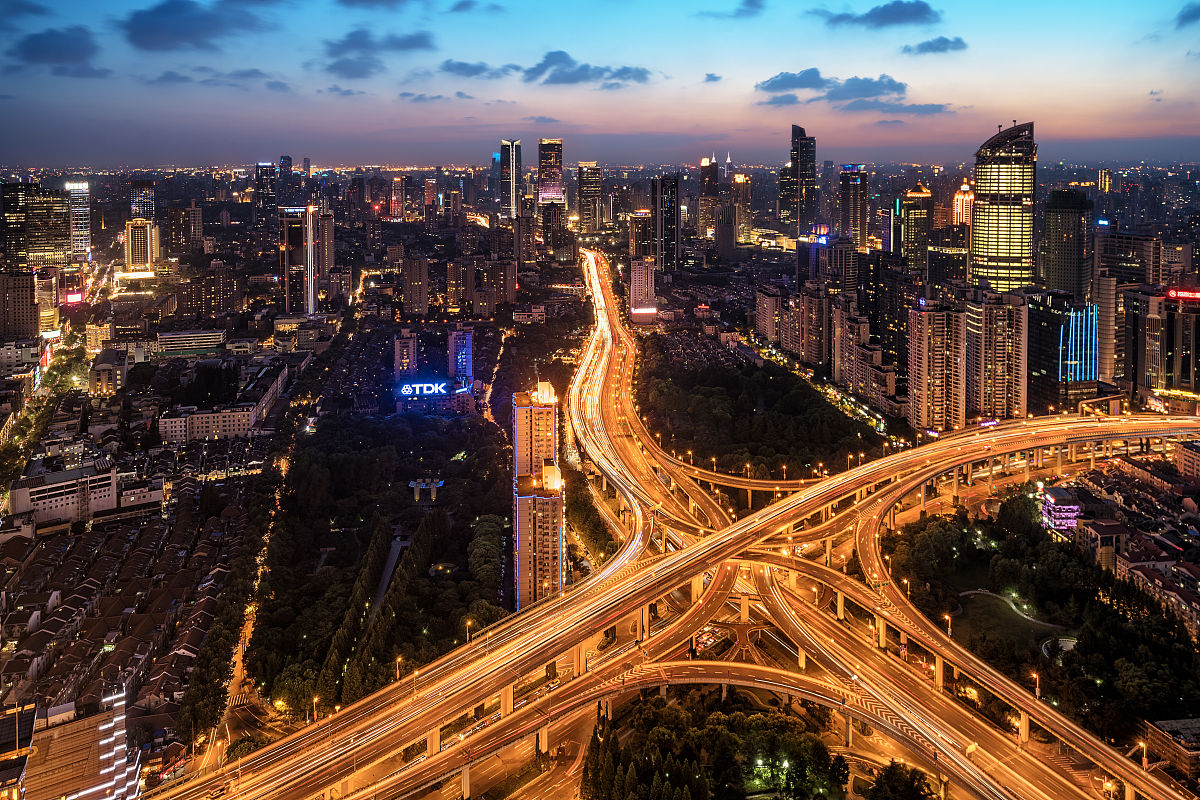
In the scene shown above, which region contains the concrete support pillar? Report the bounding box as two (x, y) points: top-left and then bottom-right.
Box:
(791, 570), (800, 590)
(427, 726), (440, 755)
(601, 473), (607, 492)
(844, 713), (853, 747)
(601, 698), (612, 719)
(934, 655), (945, 690)
(1002, 452), (1011, 475)
(500, 683), (514, 716)
(413, 485), (421, 502)
(747, 487), (753, 508)
(1057, 445), (1063, 473)
(462, 764), (472, 799)
(953, 467), (959, 500)
(836, 591), (845, 621)
(1018, 710), (1030, 745)
(875, 616), (887, 649)
(721, 682), (728, 702)
(536, 724), (550, 755)
(659, 684), (667, 697)
(939, 777), (949, 800)
(573, 643), (588, 677)
(1091, 443), (1096, 470)
(899, 632), (908, 647)
(798, 648), (807, 671)
(691, 574), (705, 604)
(1024, 452), (1030, 483)
(822, 505), (831, 522)
(739, 594), (750, 623)
(824, 538), (832, 566)
(638, 604), (651, 640)
(1125, 782), (1136, 800)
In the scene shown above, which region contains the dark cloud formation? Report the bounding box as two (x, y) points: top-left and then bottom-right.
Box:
(902, 35), (966, 54)
(758, 93), (800, 106)
(755, 67), (832, 92)
(323, 28), (435, 79)
(812, 1), (939, 28)
(822, 74), (905, 100)
(521, 50), (650, 87)
(439, 59), (519, 78)
(1177, 3), (1200, 27)
(454, 90), (473, 99)
(5, 25), (112, 78)
(322, 85), (365, 96)
(149, 65), (277, 88)
(524, 115), (560, 123)
(339, 0), (414, 7)
(448, 0), (503, 11)
(399, 91), (447, 102)
(704, 73), (723, 82)
(1149, 89), (1163, 102)
(699, 0), (764, 19)
(120, 0), (266, 51)
(875, 119), (905, 125)
(148, 69), (193, 83)
(840, 98), (948, 114)
(266, 80), (291, 92)
(0, 1), (48, 30)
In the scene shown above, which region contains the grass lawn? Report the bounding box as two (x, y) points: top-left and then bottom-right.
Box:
(953, 593), (1047, 651)
(944, 562), (991, 594)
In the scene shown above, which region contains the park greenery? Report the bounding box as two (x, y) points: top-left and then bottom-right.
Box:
(883, 489), (1200, 740)
(634, 334), (882, 484)
(489, 303), (589, 431)
(581, 689), (849, 800)
(244, 413), (512, 713)
(864, 761), (936, 800)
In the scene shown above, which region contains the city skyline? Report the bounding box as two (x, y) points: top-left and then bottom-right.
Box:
(1, 0), (1199, 166)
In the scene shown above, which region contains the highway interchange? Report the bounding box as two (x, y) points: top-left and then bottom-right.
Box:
(147, 247), (1200, 800)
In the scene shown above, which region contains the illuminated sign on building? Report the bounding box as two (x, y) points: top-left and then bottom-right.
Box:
(398, 382), (448, 396)
(65, 292), (83, 304)
(1168, 288), (1200, 301)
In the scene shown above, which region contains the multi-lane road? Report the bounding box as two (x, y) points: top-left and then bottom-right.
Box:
(149, 247), (1200, 800)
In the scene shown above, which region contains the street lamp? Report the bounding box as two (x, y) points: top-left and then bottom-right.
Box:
(902, 578), (910, 598)
(943, 614), (952, 637)
(1031, 671), (1040, 699)
(466, 619), (473, 642)
(1139, 741), (1147, 769)
(312, 696), (319, 722)
(396, 655), (402, 682)
(782, 464), (787, 481)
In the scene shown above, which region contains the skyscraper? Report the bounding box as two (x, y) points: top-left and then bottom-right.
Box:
(394, 329), (418, 380)
(1094, 226), (1163, 285)
(1024, 289), (1099, 414)
(500, 139), (522, 219)
(512, 381), (557, 477)
(0, 272), (40, 340)
(970, 122), (1037, 292)
(1041, 189), (1095, 301)
(965, 292), (1028, 421)
(907, 301), (966, 434)
(839, 165), (868, 248)
(278, 206), (316, 315)
(952, 179), (974, 228)
(629, 210), (654, 260)
(65, 182), (91, 263)
(1, 184), (70, 272)
(316, 213), (334, 280)
(448, 325), (473, 383)
(899, 183), (932, 273)
(402, 258), (429, 316)
(629, 258), (657, 324)
(651, 173), (680, 271)
(254, 162), (277, 227)
(124, 219), (159, 269)
(578, 161), (602, 233)
(513, 461), (564, 610)
(537, 138), (564, 205)
(447, 257), (476, 309)
(732, 173), (752, 242)
(698, 157), (719, 237)
(792, 125), (818, 235)
(130, 179), (155, 221)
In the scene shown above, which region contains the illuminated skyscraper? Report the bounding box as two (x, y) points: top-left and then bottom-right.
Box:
(1041, 189), (1094, 301)
(779, 125), (818, 236)
(629, 209), (654, 261)
(732, 173), (752, 241)
(1024, 289), (1099, 414)
(698, 157), (719, 237)
(629, 258), (657, 324)
(447, 257), (476, 309)
(965, 292), (1027, 421)
(578, 161), (602, 232)
(130, 179), (155, 221)
(278, 206), (316, 314)
(500, 139), (522, 219)
(124, 219), (159, 269)
(65, 182), (90, 263)
(394, 329), (418, 380)
(970, 122), (1037, 292)
(1, 184), (71, 271)
(254, 162), (277, 227)
(537, 138), (564, 205)
(952, 179), (974, 227)
(512, 381), (557, 477)
(316, 212), (334, 280)
(900, 183), (932, 273)
(907, 301), (966, 433)
(651, 173), (680, 271)
(839, 165), (868, 248)
(448, 325), (473, 383)
(0, 272), (39, 340)
(513, 461), (564, 610)
(402, 258), (429, 316)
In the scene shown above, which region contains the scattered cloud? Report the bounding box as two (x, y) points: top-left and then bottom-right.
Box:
(524, 115), (560, 123)
(0, 1), (48, 31)
(338, 0), (415, 7)
(1149, 89), (1163, 102)
(875, 119), (905, 125)
(321, 84), (365, 96)
(5, 25), (112, 78)
(699, 0), (764, 19)
(148, 69), (193, 83)
(522, 50), (650, 88)
(758, 93), (800, 106)
(755, 67), (833, 92)
(840, 98), (949, 114)
(439, 59), (519, 79)
(454, 90), (474, 98)
(822, 73), (905, 100)
(811, 1), (940, 28)
(120, 0), (266, 51)
(1177, 2), (1200, 28)
(704, 72), (723, 82)
(0, 94), (14, 100)
(448, 0), (503, 11)
(266, 80), (291, 92)
(902, 35), (967, 55)
(399, 91), (447, 102)
(322, 28), (435, 79)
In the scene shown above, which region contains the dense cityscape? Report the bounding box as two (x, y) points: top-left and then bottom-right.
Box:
(2, 1), (1200, 799)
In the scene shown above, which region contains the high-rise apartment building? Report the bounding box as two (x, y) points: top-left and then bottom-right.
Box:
(964, 292), (1028, 421)
(732, 173), (752, 242)
(513, 381), (557, 477)
(970, 122), (1037, 292)
(130, 179), (156, 221)
(278, 206), (316, 315)
(402, 258), (429, 316)
(254, 162), (277, 227)
(578, 162), (602, 233)
(628, 210), (654, 260)
(907, 302), (966, 434)
(839, 166), (868, 248)
(124, 219), (159, 269)
(651, 173), (681, 271)
(513, 461), (564, 610)
(629, 258), (657, 324)
(698, 157), (719, 237)
(500, 139), (522, 219)
(394, 329), (419, 380)
(447, 258), (476, 309)
(537, 139), (564, 205)
(1094, 226), (1163, 285)
(788, 125), (818, 235)
(65, 182), (91, 263)
(900, 183), (932, 273)
(448, 325), (473, 383)
(316, 212), (334, 280)
(755, 286), (782, 343)
(1, 184), (71, 271)
(0, 272), (39, 340)
(1041, 189), (1095, 301)
(952, 179), (974, 228)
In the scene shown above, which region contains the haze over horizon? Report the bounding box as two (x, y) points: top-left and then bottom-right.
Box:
(2, 0), (1199, 167)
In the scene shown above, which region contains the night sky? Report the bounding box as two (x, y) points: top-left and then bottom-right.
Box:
(2, 0), (1198, 167)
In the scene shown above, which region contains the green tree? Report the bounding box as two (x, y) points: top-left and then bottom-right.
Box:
(865, 761), (935, 800)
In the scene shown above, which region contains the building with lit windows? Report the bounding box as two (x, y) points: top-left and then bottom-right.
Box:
(907, 301), (966, 434)
(578, 161), (602, 232)
(513, 461), (564, 610)
(254, 162), (276, 227)
(732, 173), (752, 241)
(64, 181), (90, 263)
(124, 219), (159, 269)
(839, 166), (868, 248)
(537, 138), (564, 205)
(970, 122), (1037, 292)
(698, 157), (719, 237)
(952, 179), (974, 228)
(130, 179), (155, 221)
(512, 381), (557, 476)
(1041, 189), (1094, 301)
(965, 292), (1027, 421)
(448, 325), (473, 383)
(629, 210), (654, 261)
(1024, 289), (1099, 414)
(499, 139), (522, 219)
(402, 258), (429, 316)
(651, 173), (681, 271)
(629, 258), (657, 324)
(394, 329), (418, 379)
(900, 183), (932, 273)
(279, 206), (316, 315)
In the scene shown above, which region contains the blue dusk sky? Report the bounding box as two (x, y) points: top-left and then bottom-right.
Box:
(1, 0), (1198, 167)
